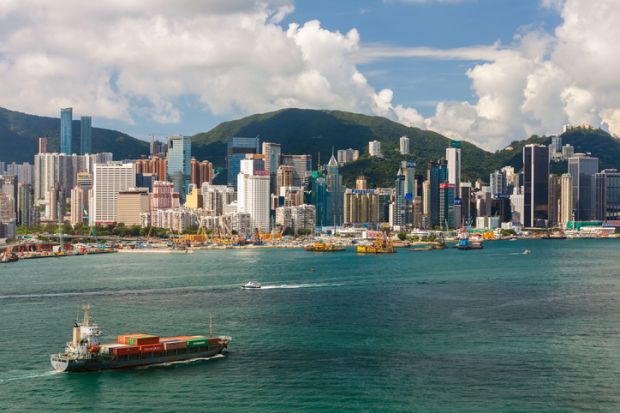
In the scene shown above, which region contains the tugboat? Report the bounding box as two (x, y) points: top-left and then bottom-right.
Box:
(50, 305), (231, 372)
(304, 241), (346, 252)
(356, 233), (396, 254)
(455, 228), (483, 250)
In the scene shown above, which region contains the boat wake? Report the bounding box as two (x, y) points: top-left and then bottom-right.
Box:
(258, 283), (342, 290)
(135, 354), (226, 369)
(0, 370), (60, 385)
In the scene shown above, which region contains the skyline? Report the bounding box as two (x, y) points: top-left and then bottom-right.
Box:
(0, 1), (618, 151)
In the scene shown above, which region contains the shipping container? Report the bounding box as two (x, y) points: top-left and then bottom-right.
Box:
(163, 340), (187, 351)
(139, 343), (165, 353)
(129, 335), (160, 346)
(186, 338), (209, 348)
(207, 338), (222, 345)
(159, 335), (196, 342)
(112, 346), (140, 356)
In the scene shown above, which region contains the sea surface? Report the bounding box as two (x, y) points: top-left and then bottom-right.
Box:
(0, 240), (619, 412)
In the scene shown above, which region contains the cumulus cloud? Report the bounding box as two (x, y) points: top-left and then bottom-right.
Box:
(0, 0), (423, 133)
(0, 0), (618, 151)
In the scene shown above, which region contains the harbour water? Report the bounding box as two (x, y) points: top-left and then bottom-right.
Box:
(1, 239), (619, 412)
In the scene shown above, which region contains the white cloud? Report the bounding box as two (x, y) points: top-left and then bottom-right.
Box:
(0, 0), (424, 131)
(0, 0), (618, 152)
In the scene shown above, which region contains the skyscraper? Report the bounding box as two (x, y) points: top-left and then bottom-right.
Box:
(80, 116), (92, 155)
(60, 108), (72, 154)
(237, 157), (270, 232)
(428, 159), (448, 228)
(446, 141), (461, 189)
(227, 137), (259, 189)
(326, 154), (343, 226)
(92, 162), (136, 225)
(368, 140), (382, 157)
(392, 168), (406, 229)
(523, 144), (549, 227)
(568, 154), (599, 221)
(593, 169), (620, 222)
(559, 173), (573, 227)
(439, 183), (456, 229)
(281, 154), (312, 187)
(399, 136), (410, 155)
(166, 135), (191, 199)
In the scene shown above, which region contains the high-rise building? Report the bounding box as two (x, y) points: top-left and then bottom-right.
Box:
(0, 175), (18, 220)
(281, 154), (312, 187)
(523, 144), (549, 227)
(439, 183), (456, 229)
(275, 204), (316, 233)
(401, 161), (416, 198)
(459, 182), (473, 225)
(151, 181), (179, 211)
(276, 165), (295, 190)
(18, 183), (34, 226)
(167, 135), (191, 199)
(190, 158), (213, 188)
(326, 154), (343, 226)
(70, 186), (87, 226)
(446, 141), (461, 189)
(92, 162), (136, 225)
(490, 170), (507, 198)
(392, 168), (406, 229)
(80, 116), (92, 155)
(548, 174), (561, 227)
(135, 156), (167, 181)
(237, 157), (270, 232)
(60, 108), (72, 154)
(38, 137), (48, 154)
(116, 189), (150, 226)
(568, 154), (599, 221)
(150, 139), (167, 156)
(261, 142), (281, 176)
(336, 148), (359, 166)
(593, 169), (620, 222)
(368, 140), (382, 157)
(399, 136), (410, 155)
(559, 173), (573, 227)
(201, 183), (236, 216)
(344, 189), (380, 226)
(227, 137), (259, 189)
(428, 159), (448, 228)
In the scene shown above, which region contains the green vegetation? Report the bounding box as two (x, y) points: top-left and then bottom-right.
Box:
(0, 106), (149, 162)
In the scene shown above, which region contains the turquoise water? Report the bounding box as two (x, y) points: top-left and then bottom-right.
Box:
(1, 240), (619, 412)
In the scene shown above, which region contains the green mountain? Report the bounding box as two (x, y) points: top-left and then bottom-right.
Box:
(0, 107), (149, 163)
(191, 108), (497, 187)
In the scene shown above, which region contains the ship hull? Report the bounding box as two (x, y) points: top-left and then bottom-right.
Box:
(51, 345), (227, 372)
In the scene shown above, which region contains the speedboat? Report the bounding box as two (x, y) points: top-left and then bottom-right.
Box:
(242, 281), (261, 289)
(523, 249), (531, 255)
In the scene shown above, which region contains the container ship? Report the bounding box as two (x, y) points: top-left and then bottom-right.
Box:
(51, 305), (231, 372)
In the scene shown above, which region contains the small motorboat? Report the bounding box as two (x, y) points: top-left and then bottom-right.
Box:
(242, 281), (262, 289)
(523, 249), (531, 255)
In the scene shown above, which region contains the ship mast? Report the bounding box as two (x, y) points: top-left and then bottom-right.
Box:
(82, 304), (91, 326)
(209, 313), (213, 337)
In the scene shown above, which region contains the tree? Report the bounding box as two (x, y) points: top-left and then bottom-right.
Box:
(397, 231), (407, 241)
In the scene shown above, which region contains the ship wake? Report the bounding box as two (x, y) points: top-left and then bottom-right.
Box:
(135, 354), (226, 369)
(0, 370), (60, 385)
(259, 283), (342, 290)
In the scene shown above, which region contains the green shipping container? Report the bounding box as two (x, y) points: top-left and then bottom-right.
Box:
(186, 339), (208, 348)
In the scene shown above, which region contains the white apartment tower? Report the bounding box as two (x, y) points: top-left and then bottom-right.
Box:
(399, 136), (410, 155)
(92, 162), (136, 225)
(237, 158), (270, 232)
(368, 140), (382, 157)
(446, 142), (461, 190)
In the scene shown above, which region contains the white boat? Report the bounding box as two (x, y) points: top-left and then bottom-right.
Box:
(242, 281), (261, 289)
(523, 249), (531, 255)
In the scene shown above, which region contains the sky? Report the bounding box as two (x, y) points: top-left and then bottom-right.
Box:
(0, 0), (618, 151)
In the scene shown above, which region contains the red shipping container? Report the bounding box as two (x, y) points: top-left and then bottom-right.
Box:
(208, 338), (221, 345)
(133, 336), (160, 346)
(163, 341), (187, 350)
(139, 343), (165, 353)
(112, 346), (140, 356)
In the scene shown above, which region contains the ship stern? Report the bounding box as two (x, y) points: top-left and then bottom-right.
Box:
(50, 354), (70, 372)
